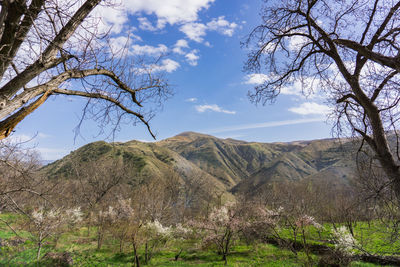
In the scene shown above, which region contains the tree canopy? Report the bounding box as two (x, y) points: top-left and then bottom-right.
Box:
(244, 0), (400, 198)
(0, 0), (170, 140)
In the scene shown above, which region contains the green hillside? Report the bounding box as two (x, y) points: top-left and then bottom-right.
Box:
(159, 132), (356, 194)
(42, 132), (359, 196)
(41, 138), (227, 194)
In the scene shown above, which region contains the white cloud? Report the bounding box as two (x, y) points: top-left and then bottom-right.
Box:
(185, 49), (200, 66)
(138, 17), (159, 31)
(206, 16), (238, 36)
(262, 42), (277, 54)
(125, 0), (215, 27)
(180, 23), (207, 42)
(94, 4), (129, 34)
(207, 118), (325, 134)
(289, 102), (331, 115)
(154, 59), (180, 73)
(195, 104), (236, 114)
(131, 44), (168, 55)
(136, 58), (180, 73)
(185, 97), (198, 102)
(289, 35), (306, 51)
(282, 77), (325, 97)
(109, 36), (133, 54)
(245, 75), (323, 98)
(244, 74), (269, 85)
(173, 39), (189, 54)
(281, 82), (303, 96)
(179, 17), (238, 42)
(93, 1), (236, 46)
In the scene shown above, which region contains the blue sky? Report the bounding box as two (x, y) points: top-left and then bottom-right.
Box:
(12, 0), (332, 160)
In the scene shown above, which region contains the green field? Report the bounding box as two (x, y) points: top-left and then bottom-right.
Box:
(1, 213), (394, 266)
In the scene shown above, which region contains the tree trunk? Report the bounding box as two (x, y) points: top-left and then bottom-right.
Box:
(36, 241), (42, 261)
(145, 242), (148, 264)
(174, 248), (183, 261)
(222, 253), (227, 265)
(87, 216), (91, 237)
(97, 228), (103, 250)
(119, 239), (123, 253)
(132, 242), (140, 267)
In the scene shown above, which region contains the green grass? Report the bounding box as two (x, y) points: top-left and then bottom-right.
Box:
(276, 221), (400, 256)
(69, 244), (306, 267)
(0, 214), (393, 266)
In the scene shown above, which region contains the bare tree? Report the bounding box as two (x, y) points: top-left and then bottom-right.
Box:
(0, 140), (56, 215)
(244, 0), (400, 199)
(0, 140), (84, 262)
(0, 0), (170, 140)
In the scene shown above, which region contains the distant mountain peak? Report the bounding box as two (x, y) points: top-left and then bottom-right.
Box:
(175, 131), (215, 138)
(159, 131), (217, 143)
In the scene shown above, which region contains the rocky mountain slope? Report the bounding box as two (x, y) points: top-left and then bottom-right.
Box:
(42, 132), (358, 195)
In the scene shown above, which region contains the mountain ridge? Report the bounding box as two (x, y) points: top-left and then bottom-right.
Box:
(42, 132), (358, 196)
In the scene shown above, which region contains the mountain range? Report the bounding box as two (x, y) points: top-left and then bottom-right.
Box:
(42, 132), (358, 195)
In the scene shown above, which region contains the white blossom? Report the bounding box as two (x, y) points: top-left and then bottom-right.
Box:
(332, 226), (358, 255)
(144, 220), (171, 237)
(295, 215), (322, 229)
(65, 207), (83, 223)
(210, 206), (229, 224)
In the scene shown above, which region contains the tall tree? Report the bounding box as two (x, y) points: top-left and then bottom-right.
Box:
(244, 0), (400, 199)
(0, 0), (170, 140)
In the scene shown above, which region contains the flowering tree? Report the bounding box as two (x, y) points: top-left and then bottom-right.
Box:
(332, 226), (359, 255)
(26, 206), (82, 261)
(141, 220), (171, 264)
(239, 204), (283, 245)
(295, 215), (323, 263)
(95, 205), (116, 250)
(93, 198), (135, 251)
(169, 223), (195, 261)
(108, 198), (135, 253)
(190, 204), (242, 265)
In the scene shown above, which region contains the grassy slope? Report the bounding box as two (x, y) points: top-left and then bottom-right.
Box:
(159, 132), (357, 194)
(0, 214), (388, 266)
(41, 132), (360, 196)
(41, 139), (227, 192)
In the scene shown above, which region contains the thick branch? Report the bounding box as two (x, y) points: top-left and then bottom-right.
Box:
(0, 1), (26, 72)
(0, 0), (45, 77)
(0, 90), (52, 140)
(0, 0), (101, 100)
(336, 93), (360, 104)
(333, 39), (400, 71)
(368, 0), (400, 49)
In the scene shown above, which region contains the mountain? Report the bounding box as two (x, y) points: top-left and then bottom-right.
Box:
(42, 138), (227, 193)
(42, 132), (358, 196)
(159, 132), (356, 193)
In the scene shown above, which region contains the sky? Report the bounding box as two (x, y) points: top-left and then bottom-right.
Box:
(12, 0), (333, 161)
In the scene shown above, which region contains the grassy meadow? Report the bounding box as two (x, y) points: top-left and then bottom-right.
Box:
(1, 213), (397, 266)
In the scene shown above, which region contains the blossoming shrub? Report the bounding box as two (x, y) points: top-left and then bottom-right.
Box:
(26, 206), (82, 260)
(332, 226), (358, 255)
(189, 203), (243, 265)
(141, 220), (171, 264)
(169, 223), (196, 261)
